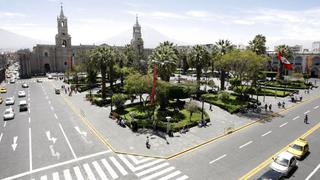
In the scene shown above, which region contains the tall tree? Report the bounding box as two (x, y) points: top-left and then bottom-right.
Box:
(89, 45), (116, 99)
(248, 34), (267, 55)
(178, 48), (189, 75)
(215, 39), (234, 90)
(275, 44), (293, 78)
(149, 41), (178, 81)
(188, 45), (210, 93)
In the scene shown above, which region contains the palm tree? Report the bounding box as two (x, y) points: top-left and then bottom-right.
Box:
(149, 41), (178, 81)
(248, 34), (267, 55)
(89, 45), (116, 99)
(216, 39), (234, 90)
(188, 45), (210, 93)
(114, 49), (128, 87)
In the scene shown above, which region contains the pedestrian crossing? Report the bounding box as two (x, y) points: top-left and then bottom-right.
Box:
(30, 154), (188, 180)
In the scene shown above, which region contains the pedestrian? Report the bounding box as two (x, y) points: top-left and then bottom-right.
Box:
(265, 104), (268, 111)
(269, 104), (272, 111)
(209, 104), (212, 111)
(304, 114), (308, 124)
(304, 90), (306, 94)
(278, 102), (281, 108)
(146, 136), (150, 149)
(282, 101), (285, 108)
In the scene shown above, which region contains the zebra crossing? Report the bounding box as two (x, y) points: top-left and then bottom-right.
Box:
(30, 154), (188, 180)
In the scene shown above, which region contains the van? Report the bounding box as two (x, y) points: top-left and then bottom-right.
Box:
(19, 100), (28, 111)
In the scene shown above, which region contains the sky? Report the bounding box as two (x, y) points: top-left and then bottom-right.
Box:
(1, 0), (320, 49)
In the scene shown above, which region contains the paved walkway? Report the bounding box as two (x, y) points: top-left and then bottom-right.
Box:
(51, 78), (320, 158)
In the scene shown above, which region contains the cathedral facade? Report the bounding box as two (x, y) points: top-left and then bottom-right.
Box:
(19, 5), (147, 78)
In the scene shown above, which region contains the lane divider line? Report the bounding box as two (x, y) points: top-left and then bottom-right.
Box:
(279, 122), (288, 128)
(54, 114), (58, 119)
(304, 110), (310, 114)
(58, 123), (77, 159)
(240, 122), (320, 179)
(3, 121), (7, 127)
(314, 106), (319, 109)
(28, 117), (31, 124)
(239, 141), (253, 149)
(29, 128), (32, 171)
(209, 154), (227, 164)
(0, 133), (3, 143)
(306, 163), (320, 180)
(292, 116), (300, 121)
(261, 131), (272, 137)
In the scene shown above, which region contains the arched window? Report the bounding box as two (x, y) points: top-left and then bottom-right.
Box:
(62, 40), (67, 48)
(61, 21), (64, 27)
(44, 52), (49, 57)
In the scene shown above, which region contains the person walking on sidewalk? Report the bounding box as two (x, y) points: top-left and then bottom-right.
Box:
(304, 114), (309, 124)
(282, 101), (285, 108)
(269, 104), (272, 111)
(146, 136), (151, 149)
(265, 104), (268, 111)
(209, 104), (212, 111)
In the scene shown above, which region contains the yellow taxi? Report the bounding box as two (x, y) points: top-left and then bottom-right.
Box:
(287, 138), (309, 159)
(0, 87), (7, 93)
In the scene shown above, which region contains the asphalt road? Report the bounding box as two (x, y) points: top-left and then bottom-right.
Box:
(169, 95), (320, 179)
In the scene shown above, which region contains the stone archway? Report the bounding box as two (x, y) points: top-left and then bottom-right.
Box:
(44, 63), (50, 73)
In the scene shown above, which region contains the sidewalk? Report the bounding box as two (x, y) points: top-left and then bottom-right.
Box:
(52, 79), (320, 158)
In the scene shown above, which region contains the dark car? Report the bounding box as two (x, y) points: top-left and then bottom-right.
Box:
(257, 169), (284, 180)
(55, 88), (60, 94)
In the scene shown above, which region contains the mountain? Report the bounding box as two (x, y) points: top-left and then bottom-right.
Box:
(0, 28), (45, 51)
(98, 26), (187, 48)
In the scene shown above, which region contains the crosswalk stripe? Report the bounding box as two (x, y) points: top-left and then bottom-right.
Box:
(141, 167), (175, 180)
(158, 170), (181, 180)
(136, 163), (169, 177)
(52, 172), (59, 180)
(135, 159), (165, 171)
(109, 156), (128, 175)
(128, 155), (152, 165)
(92, 161), (108, 180)
(117, 154), (136, 171)
(101, 158), (119, 179)
(176, 175), (189, 180)
(40, 175), (47, 180)
(63, 169), (72, 180)
(73, 166), (84, 180)
(83, 163), (96, 180)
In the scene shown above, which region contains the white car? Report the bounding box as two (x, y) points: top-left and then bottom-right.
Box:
(3, 108), (14, 120)
(5, 97), (15, 105)
(22, 83), (28, 88)
(48, 75), (53, 79)
(18, 91), (26, 97)
(10, 79), (15, 84)
(270, 151), (297, 176)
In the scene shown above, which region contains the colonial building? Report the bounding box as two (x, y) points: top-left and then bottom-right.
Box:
(19, 5), (149, 78)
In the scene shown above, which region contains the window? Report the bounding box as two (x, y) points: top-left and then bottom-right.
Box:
(62, 40), (67, 48)
(61, 21), (64, 27)
(44, 52), (49, 57)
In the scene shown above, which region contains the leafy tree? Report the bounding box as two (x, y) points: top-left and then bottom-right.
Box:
(178, 48), (189, 75)
(248, 34), (267, 55)
(112, 93), (128, 110)
(215, 39), (234, 90)
(149, 41), (178, 81)
(184, 100), (198, 121)
(155, 80), (170, 110)
(124, 72), (148, 105)
(188, 45), (211, 95)
(89, 45), (116, 99)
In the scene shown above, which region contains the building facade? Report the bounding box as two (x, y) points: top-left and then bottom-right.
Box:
(19, 5), (148, 78)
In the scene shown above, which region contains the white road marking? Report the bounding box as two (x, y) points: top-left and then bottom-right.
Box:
(50, 106), (54, 111)
(63, 169), (72, 180)
(292, 116), (300, 121)
(314, 106), (319, 109)
(12, 136), (18, 151)
(306, 163), (320, 180)
(0, 133), (3, 143)
(48, 101), (51, 104)
(28, 97), (30, 101)
(137, 162), (169, 177)
(45, 96), (48, 99)
(304, 110), (310, 114)
(28, 109), (31, 114)
(239, 141), (253, 149)
(128, 155), (152, 165)
(49, 145), (60, 159)
(59, 123), (77, 159)
(261, 131), (272, 137)
(176, 175), (189, 180)
(46, 131), (57, 144)
(28, 117), (31, 123)
(2, 150), (111, 180)
(209, 154), (227, 164)
(92, 161), (108, 180)
(101, 159), (118, 179)
(29, 128), (32, 171)
(280, 122), (288, 128)
(3, 121), (7, 127)
(73, 166), (84, 180)
(117, 154), (135, 171)
(110, 156), (128, 175)
(141, 166), (175, 180)
(75, 126), (87, 137)
(54, 114), (58, 119)
(52, 172), (59, 180)
(159, 170), (182, 180)
(83, 163), (96, 180)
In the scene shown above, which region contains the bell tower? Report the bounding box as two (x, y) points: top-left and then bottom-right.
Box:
(55, 3), (71, 48)
(131, 15), (144, 58)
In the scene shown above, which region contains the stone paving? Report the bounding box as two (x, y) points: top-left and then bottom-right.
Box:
(51, 78), (320, 158)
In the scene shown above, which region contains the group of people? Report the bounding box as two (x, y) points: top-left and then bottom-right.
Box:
(264, 103), (272, 111)
(277, 101), (286, 109)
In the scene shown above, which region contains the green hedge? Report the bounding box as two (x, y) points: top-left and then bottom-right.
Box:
(202, 93), (246, 114)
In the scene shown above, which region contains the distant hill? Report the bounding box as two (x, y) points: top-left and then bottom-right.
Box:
(0, 28), (46, 51)
(98, 26), (187, 48)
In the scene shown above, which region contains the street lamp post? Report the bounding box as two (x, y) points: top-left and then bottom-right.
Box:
(201, 97), (204, 120)
(110, 93), (113, 116)
(166, 116), (171, 135)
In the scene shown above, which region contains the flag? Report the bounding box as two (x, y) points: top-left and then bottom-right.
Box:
(278, 51), (292, 70)
(150, 64), (157, 104)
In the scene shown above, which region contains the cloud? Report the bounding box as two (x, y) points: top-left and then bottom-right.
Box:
(233, 19), (255, 25)
(0, 12), (26, 18)
(186, 10), (209, 18)
(151, 11), (186, 19)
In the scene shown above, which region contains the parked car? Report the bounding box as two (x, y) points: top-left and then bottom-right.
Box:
(22, 83), (29, 88)
(0, 87), (7, 93)
(48, 75), (53, 79)
(287, 138), (309, 159)
(19, 100), (28, 111)
(55, 88), (60, 94)
(257, 169), (284, 180)
(36, 79), (43, 83)
(270, 151), (297, 176)
(18, 91), (26, 97)
(10, 79), (15, 84)
(5, 97), (15, 105)
(3, 108), (14, 120)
